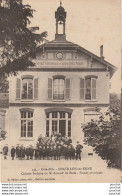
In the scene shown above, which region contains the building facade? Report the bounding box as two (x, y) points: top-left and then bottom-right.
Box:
(2, 4), (116, 149)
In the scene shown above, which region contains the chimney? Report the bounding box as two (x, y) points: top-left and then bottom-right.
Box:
(100, 45), (104, 60)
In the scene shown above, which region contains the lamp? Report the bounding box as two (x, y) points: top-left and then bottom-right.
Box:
(59, 21), (63, 25)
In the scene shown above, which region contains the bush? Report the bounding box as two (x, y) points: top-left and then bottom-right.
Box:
(82, 101), (121, 169)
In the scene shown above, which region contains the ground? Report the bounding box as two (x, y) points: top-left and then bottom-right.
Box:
(0, 146), (121, 183)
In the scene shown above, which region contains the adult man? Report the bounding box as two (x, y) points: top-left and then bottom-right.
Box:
(70, 145), (75, 160)
(11, 146), (16, 160)
(76, 141), (83, 160)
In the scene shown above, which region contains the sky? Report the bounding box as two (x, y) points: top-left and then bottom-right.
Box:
(24, 0), (121, 93)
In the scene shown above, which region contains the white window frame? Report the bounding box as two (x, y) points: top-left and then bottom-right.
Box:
(21, 76), (34, 100)
(53, 77), (65, 100)
(85, 77), (97, 101)
(20, 110), (34, 139)
(46, 111), (71, 137)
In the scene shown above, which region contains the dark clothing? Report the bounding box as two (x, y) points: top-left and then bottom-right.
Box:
(46, 148), (51, 159)
(16, 146), (20, 158)
(21, 147), (25, 159)
(3, 146), (8, 159)
(64, 147), (68, 160)
(3, 146), (8, 155)
(49, 148), (54, 160)
(76, 151), (81, 160)
(19, 147), (23, 159)
(71, 148), (75, 160)
(35, 149), (39, 160)
(39, 148), (43, 160)
(42, 148), (46, 160)
(57, 146), (61, 160)
(53, 148), (58, 160)
(11, 148), (16, 160)
(76, 144), (83, 160)
(26, 148), (30, 160)
(29, 147), (34, 160)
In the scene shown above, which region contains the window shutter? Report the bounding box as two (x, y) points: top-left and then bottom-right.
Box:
(80, 78), (85, 100)
(65, 78), (70, 100)
(34, 78), (38, 99)
(92, 78), (96, 99)
(16, 78), (21, 99)
(48, 78), (52, 99)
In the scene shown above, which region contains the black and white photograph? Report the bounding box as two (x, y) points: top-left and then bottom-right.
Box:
(0, 0), (121, 183)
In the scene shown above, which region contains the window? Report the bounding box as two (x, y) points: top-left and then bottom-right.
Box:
(46, 111), (72, 137)
(80, 76), (97, 100)
(85, 78), (91, 100)
(16, 77), (38, 100)
(68, 120), (71, 137)
(46, 120), (49, 137)
(0, 110), (6, 132)
(52, 120), (58, 134)
(20, 111), (33, 138)
(22, 78), (33, 99)
(60, 112), (65, 118)
(53, 78), (65, 100)
(48, 77), (70, 100)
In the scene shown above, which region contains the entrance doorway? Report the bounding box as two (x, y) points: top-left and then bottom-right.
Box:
(59, 120), (66, 137)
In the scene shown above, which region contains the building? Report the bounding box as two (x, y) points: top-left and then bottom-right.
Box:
(2, 3), (117, 150)
(0, 93), (9, 139)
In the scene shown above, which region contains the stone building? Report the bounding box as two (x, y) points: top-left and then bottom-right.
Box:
(2, 3), (116, 149)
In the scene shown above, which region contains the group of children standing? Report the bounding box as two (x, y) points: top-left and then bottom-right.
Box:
(2, 134), (83, 161)
(2, 142), (83, 161)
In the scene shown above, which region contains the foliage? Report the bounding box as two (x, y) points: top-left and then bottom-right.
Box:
(0, 0), (47, 76)
(0, 129), (7, 141)
(0, 75), (9, 93)
(37, 133), (72, 148)
(82, 100), (121, 169)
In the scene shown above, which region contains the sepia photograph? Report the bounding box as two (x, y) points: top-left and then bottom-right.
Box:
(0, 0), (121, 183)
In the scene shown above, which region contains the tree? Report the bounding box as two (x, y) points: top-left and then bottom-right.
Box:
(82, 100), (121, 169)
(0, 0), (47, 76)
(0, 128), (7, 141)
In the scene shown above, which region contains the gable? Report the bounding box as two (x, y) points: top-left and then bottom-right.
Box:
(30, 40), (117, 78)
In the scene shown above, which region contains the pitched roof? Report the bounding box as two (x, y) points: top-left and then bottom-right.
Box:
(35, 38), (117, 77)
